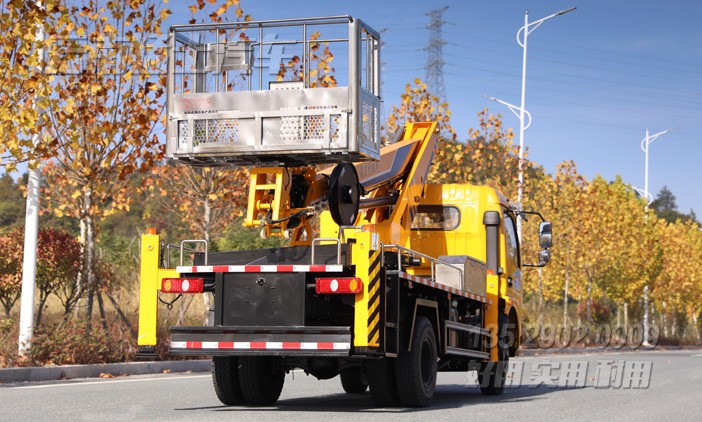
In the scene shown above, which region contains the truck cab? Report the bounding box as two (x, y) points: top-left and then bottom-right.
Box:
(408, 184), (524, 356)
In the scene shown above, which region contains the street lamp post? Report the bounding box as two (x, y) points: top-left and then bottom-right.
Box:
(485, 96), (532, 215)
(514, 7), (576, 240)
(18, 2), (46, 355)
(640, 128), (669, 347)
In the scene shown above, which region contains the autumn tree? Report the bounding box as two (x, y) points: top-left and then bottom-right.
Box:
(576, 176), (662, 323)
(276, 31), (337, 88)
(386, 78), (455, 141)
(34, 228), (82, 325)
(149, 164), (247, 246)
(40, 0), (171, 322)
(0, 226), (81, 322)
(523, 161), (587, 327)
(444, 108), (543, 200)
(653, 220), (702, 338)
(0, 1), (72, 170)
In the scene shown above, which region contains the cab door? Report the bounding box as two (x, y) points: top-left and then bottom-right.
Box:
(502, 210), (522, 302)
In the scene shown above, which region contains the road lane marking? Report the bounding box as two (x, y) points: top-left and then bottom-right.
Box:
(6, 374), (211, 390)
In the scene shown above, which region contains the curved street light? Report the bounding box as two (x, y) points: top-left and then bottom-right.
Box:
(630, 185), (654, 207)
(638, 127), (671, 348)
(513, 7), (576, 241)
(484, 95), (532, 130)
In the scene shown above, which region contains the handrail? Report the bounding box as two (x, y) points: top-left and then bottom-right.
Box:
(171, 15), (354, 32)
(381, 243), (463, 284)
(337, 225), (363, 243)
(311, 237), (342, 265)
(179, 239), (209, 266)
(165, 244), (201, 268)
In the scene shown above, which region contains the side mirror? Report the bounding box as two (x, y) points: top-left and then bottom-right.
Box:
(539, 222), (552, 249)
(538, 249), (551, 266)
(524, 221), (553, 268)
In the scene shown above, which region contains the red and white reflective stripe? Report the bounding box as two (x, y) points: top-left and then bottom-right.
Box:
(176, 265), (344, 274)
(399, 271), (492, 304)
(171, 341), (350, 351)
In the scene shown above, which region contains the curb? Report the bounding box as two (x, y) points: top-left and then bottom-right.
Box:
(0, 359), (211, 384)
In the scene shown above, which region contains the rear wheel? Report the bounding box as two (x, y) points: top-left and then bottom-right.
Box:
(395, 317), (438, 407)
(366, 357), (400, 407)
(212, 356), (246, 406)
(340, 367), (368, 394)
(239, 356), (285, 406)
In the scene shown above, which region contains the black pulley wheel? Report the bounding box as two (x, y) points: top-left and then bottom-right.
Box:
(328, 162), (360, 226)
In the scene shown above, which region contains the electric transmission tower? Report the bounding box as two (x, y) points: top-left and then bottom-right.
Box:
(425, 6), (449, 103)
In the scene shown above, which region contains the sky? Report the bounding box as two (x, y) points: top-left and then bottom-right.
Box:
(204, 0), (702, 216)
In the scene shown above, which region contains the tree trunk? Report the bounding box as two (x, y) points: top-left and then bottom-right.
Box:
(74, 218), (87, 319)
(96, 290), (109, 334)
(537, 267), (544, 327)
(83, 189), (96, 324)
(563, 266), (570, 330)
(35, 294), (49, 326)
(104, 290), (137, 339)
(176, 294), (196, 326)
(662, 301), (668, 337)
(624, 302), (628, 328)
(586, 272), (592, 324)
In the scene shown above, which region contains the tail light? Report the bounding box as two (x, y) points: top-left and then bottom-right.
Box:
(316, 277), (363, 294)
(162, 278), (204, 293)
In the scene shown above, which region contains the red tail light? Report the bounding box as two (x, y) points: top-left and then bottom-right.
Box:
(316, 277), (363, 294)
(162, 278), (204, 293)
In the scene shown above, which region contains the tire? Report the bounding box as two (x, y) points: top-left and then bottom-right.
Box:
(479, 315), (509, 396)
(238, 356), (285, 406)
(340, 367), (368, 394)
(366, 357), (400, 407)
(212, 356), (246, 406)
(395, 317), (438, 407)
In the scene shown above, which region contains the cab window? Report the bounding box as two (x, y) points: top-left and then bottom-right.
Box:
(411, 205), (460, 231)
(504, 213), (520, 266)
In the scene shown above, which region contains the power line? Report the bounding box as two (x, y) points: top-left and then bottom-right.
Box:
(445, 31), (699, 75)
(444, 22), (702, 71)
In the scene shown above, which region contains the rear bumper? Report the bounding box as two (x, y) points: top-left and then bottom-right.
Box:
(170, 325), (352, 357)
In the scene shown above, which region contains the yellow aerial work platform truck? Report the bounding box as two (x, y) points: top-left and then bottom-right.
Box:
(137, 16), (552, 407)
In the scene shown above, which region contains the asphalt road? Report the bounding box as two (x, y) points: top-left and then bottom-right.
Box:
(1, 350), (700, 422)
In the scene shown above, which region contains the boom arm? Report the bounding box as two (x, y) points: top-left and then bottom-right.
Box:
(244, 122), (439, 244)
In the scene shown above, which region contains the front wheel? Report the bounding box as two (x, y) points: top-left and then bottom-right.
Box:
(395, 317), (438, 407)
(479, 316), (509, 395)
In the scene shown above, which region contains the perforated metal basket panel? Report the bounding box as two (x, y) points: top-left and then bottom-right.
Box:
(191, 118), (240, 147)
